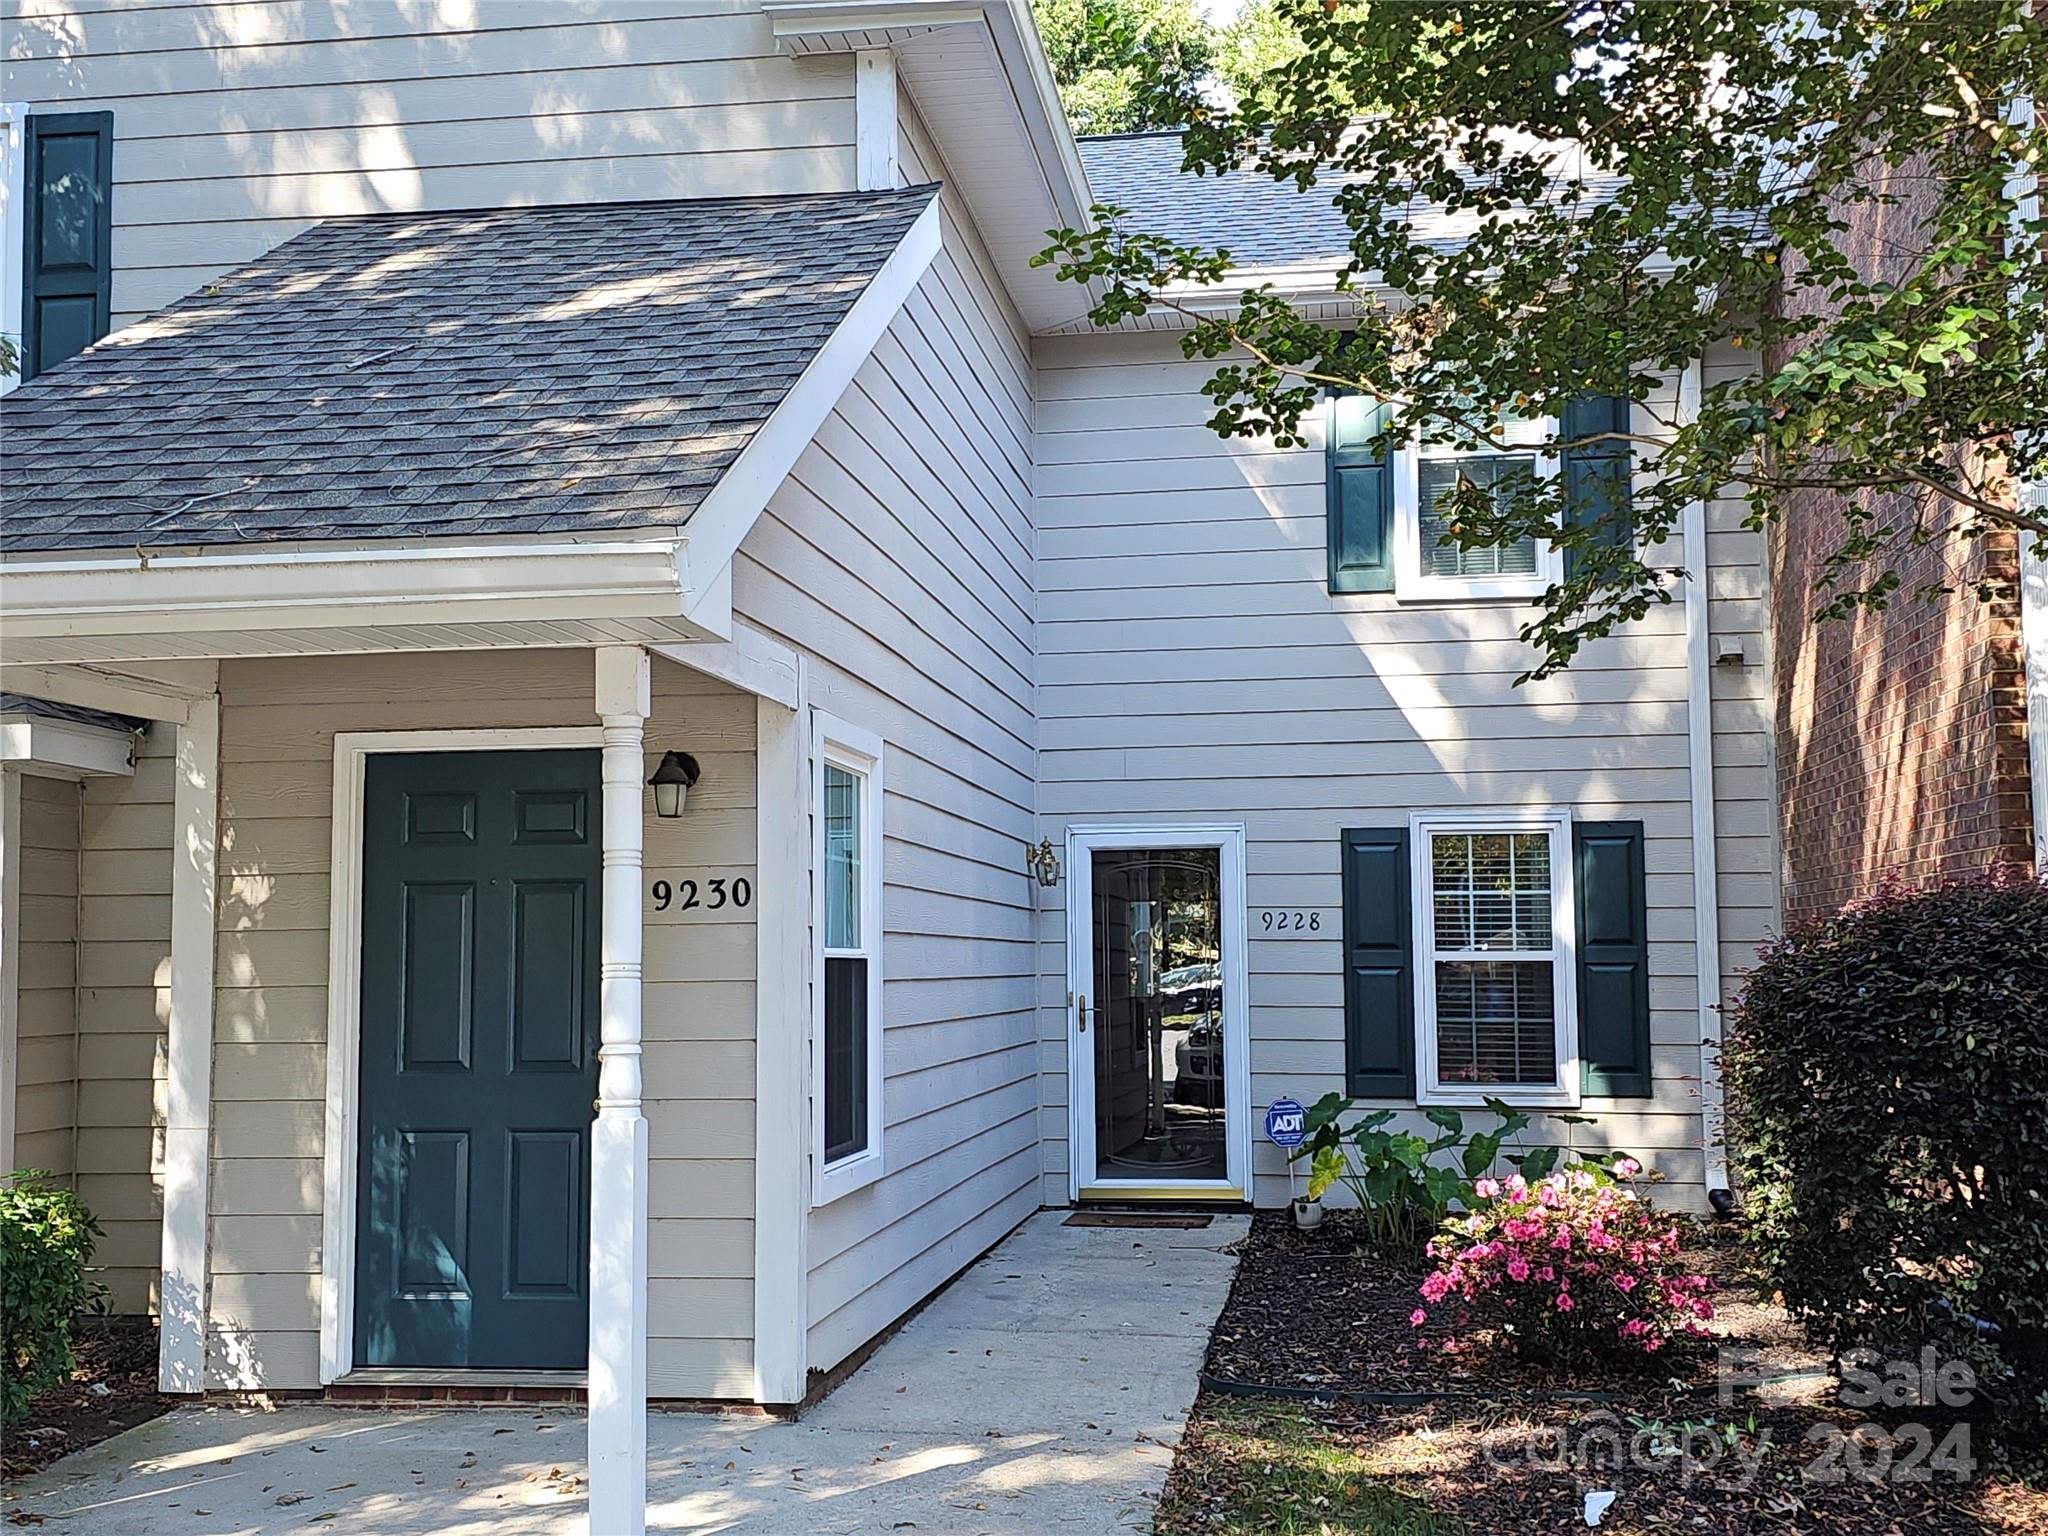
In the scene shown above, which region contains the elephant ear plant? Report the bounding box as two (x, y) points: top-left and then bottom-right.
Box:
(1288, 1093), (1621, 1252)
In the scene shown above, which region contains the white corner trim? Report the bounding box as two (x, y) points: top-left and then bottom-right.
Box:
(316, 726), (606, 1387)
(809, 710), (887, 1207)
(751, 670), (809, 1403)
(855, 48), (898, 190)
(1677, 360), (1731, 1193)
(158, 689), (219, 1393)
(2022, 494), (2048, 875)
(2, 102), (28, 400)
(0, 769), (21, 1180)
(0, 535), (690, 648)
(0, 714), (136, 779)
(682, 197), (941, 590)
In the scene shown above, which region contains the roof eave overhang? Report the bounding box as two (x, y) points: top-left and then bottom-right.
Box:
(0, 198), (943, 667)
(766, 0), (1099, 332)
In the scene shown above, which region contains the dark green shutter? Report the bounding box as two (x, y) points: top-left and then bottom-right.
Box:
(1574, 820), (1651, 1097)
(1561, 394), (1632, 574)
(1341, 826), (1414, 1097)
(21, 111), (114, 380)
(1327, 394), (1394, 593)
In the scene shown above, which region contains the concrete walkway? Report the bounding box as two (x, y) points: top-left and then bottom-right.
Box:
(4, 1210), (1246, 1535)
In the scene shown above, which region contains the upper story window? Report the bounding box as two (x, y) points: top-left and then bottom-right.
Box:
(1326, 394), (1635, 601)
(5, 108), (115, 385)
(1394, 414), (1562, 600)
(813, 711), (886, 1205)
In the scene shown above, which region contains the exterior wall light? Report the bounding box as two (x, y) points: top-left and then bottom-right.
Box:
(1025, 837), (1062, 888)
(647, 750), (701, 818)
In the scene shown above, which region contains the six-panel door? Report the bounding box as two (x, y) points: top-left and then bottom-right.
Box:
(354, 750), (601, 1370)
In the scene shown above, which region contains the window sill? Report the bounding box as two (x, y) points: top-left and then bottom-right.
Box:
(1417, 1085), (1582, 1111)
(1394, 577), (1552, 604)
(812, 1145), (884, 1207)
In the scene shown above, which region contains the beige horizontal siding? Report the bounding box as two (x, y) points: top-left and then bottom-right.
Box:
(0, 1), (858, 327)
(1032, 332), (1774, 1215)
(76, 728), (174, 1316)
(740, 95), (1040, 1379)
(12, 773), (79, 1184)
(205, 649), (758, 1393)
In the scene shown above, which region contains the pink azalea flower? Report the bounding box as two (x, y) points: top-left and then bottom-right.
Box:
(1614, 1156), (1641, 1178)
(1411, 1308), (1428, 1327)
(1556, 1292), (1574, 1312)
(1507, 1256), (1531, 1282)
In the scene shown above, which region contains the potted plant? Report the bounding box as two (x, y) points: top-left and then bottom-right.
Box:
(1292, 1145), (1343, 1230)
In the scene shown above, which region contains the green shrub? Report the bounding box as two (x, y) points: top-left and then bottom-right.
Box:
(1, 1174), (104, 1426)
(1288, 1094), (1624, 1250)
(1723, 875), (2048, 1425)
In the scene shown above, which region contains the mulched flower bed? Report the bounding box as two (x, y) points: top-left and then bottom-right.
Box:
(1, 1319), (174, 1482)
(1205, 1209), (1821, 1401)
(1159, 1211), (2045, 1535)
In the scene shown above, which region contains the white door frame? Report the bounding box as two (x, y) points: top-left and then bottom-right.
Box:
(1063, 822), (1251, 1203)
(317, 727), (605, 1385)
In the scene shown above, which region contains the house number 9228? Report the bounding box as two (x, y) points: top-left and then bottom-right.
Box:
(1256, 908), (1329, 935)
(651, 877), (752, 912)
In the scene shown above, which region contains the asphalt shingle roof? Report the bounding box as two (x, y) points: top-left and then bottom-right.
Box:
(1, 186), (938, 553)
(0, 693), (148, 734)
(1076, 130), (1755, 271)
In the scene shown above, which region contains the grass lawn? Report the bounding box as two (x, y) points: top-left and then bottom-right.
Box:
(1152, 1397), (1462, 1536)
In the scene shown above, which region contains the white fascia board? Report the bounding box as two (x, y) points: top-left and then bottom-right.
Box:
(650, 620), (802, 709)
(0, 715), (136, 778)
(0, 660), (207, 724)
(679, 196), (942, 589)
(0, 533), (689, 643)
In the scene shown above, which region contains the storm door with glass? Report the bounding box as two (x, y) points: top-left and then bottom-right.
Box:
(1067, 829), (1248, 1200)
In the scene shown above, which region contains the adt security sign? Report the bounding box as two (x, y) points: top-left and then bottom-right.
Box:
(1264, 1098), (1307, 1150)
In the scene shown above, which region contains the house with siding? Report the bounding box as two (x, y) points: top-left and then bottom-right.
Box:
(0, 1), (1809, 1528)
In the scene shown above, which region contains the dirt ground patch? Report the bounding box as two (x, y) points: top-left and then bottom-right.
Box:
(2, 1319), (174, 1483)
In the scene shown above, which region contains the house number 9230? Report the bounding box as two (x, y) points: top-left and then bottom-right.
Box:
(651, 877), (752, 912)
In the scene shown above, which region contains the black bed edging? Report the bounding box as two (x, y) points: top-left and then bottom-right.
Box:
(1198, 1367), (1837, 1408)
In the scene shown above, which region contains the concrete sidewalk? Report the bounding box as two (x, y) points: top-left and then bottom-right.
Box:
(3, 1210), (1246, 1534)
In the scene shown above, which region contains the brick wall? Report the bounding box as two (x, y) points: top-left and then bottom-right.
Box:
(1767, 154), (2036, 923)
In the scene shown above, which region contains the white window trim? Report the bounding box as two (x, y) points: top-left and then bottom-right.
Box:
(1409, 808), (1581, 1108)
(2, 102), (30, 399)
(1392, 415), (1563, 601)
(810, 710), (886, 1206)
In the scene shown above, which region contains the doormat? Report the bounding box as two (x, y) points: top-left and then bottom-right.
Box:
(1063, 1211), (1214, 1229)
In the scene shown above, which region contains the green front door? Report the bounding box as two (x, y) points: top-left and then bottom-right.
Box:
(354, 749), (601, 1370)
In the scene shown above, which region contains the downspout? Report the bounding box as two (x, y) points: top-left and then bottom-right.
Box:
(1680, 359), (1735, 1212)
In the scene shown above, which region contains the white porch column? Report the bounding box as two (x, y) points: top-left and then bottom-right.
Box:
(160, 690), (220, 1391)
(590, 646), (650, 1536)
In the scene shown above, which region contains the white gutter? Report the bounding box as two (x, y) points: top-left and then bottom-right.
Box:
(0, 534), (690, 640)
(1679, 359), (1732, 1204)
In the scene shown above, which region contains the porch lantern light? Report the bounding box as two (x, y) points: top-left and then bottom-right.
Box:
(647, 750), (701, 818)
(1026, 837), (1062, 888)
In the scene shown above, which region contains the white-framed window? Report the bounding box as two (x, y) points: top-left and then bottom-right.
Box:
(811, 711), (886, 1205)
(1410, 809), (1579, 1106)
(1392, 413), (1563, 600)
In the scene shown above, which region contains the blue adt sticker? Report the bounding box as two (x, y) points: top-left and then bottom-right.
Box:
(1264, 1098), (1306, 1149)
